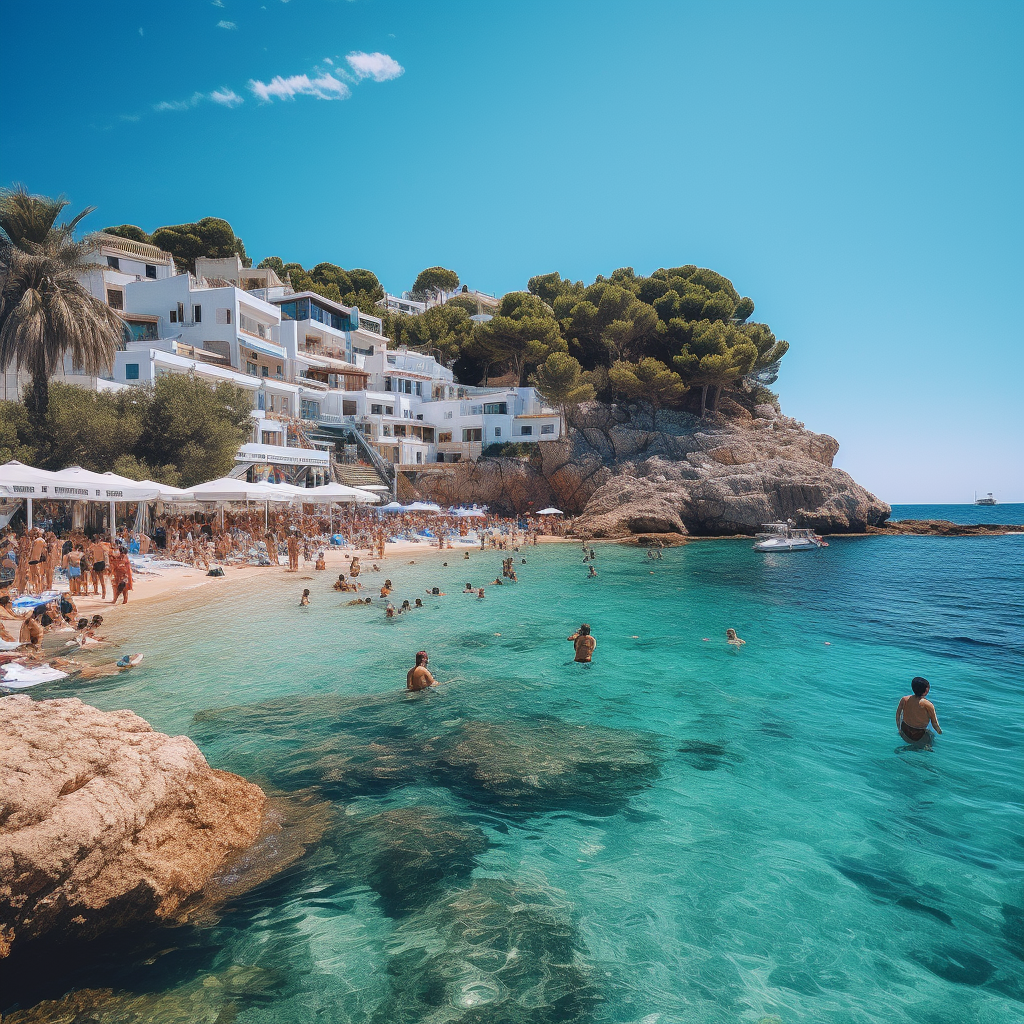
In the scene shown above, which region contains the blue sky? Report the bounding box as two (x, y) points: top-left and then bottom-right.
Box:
(2, 0), (1022, 503)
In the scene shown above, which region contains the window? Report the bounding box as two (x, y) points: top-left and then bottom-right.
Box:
(471, 405), (482, 415)
(125, 363), (140, 380)
(415, 381), (423, 396)
(403, 409), (412, 419)
(386, 406), (394, 415)
(169, 309), (177, 323)
(519, 425), (533, 436)
(371, 404), (383, 415)
(282, 397), (289, 414)
(247, 361), (258, 376)
(444, 410), (453, 420)
(483, 402), (507, 415)
(276, 365), (282, 376)
(415, 451), (422, 464)
(261, 366), (269, 377)
(494, 427), (502, 437)
(384, 376), (392, 392)
(462, 428), (483, 442)
(106, 289), (124, 310)
(216, 308), (233, 325)
(301, 399), (320, 420)
(145, 264), (157, 279)
(128, 321), (157, 341)
(343, 400), (357, 416)
(279, 301), (297, 321)
(541, 423), (555, 435)
(193, 305), (202, 323)
(438, 431), (452, 443)
(106, 256), (120, 270)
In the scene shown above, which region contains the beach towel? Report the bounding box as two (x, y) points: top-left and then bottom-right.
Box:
(0, 663), (69, 689)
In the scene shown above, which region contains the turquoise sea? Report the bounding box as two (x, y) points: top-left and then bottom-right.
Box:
(3, 518), (1023, 1023)
(891, 503), (1024, 525)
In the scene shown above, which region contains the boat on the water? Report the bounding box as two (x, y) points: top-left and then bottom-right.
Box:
(975, 492), (997, 506)
(753, 522), (826, 552)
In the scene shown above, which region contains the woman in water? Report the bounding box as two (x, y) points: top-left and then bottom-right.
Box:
(726, 628), (745, 647)
(299, 589), (310, 606)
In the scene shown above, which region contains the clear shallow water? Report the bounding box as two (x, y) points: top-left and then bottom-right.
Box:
(891, 503), (1024, 525)
(4, 537), (1023, 1023)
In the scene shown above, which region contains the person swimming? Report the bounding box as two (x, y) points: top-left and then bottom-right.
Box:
(896, 676), (943, 743)
(414, 598), (423, 608)
(588, 565), (597, 577)
(726, 628), (745, 646)
(567, 623), (596, 663)
(407, 650), (437, 692)
(299, 589), (310, 606)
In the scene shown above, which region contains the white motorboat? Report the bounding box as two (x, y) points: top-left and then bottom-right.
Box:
(975, 492), (997, 506)
(753, 522), (826, 552)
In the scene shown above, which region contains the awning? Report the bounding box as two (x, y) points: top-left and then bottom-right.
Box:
(304, 482), (380, 504)
(239, 336), (286, 359)
(236, 442), (330, 467)
(191, 477), (298, 502)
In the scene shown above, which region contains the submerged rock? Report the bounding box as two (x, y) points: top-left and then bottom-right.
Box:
(193, 695), (661, 818)
(0, 696), (301, 961)
(333, 805), (488, 918)
(436, 717), (661, 815)
(371, 878), (600, 1024)
(2, 964), (280, 1023)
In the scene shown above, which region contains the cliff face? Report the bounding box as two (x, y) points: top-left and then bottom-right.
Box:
(401, 401), (890, 536)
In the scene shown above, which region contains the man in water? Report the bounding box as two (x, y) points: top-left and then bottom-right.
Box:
(896, 677), (943, 743)
(407, 650), (437, 691)
(567, 623), (597, 663)
(299, 589), (310, 606)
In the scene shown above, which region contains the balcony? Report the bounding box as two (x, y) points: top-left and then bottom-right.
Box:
(436, 440), (483, 462)
(238, 312), (275, 341)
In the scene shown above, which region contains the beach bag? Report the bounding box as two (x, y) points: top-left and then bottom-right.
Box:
(207, 567), (225, 577)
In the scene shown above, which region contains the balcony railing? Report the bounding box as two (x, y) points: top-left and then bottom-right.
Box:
(238, 313), (276, 341)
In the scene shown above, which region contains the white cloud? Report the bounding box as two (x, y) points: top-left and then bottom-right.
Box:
(154, 92), (205, 112)
(323, 57), (333, 65)
(210, 88), (244, 108)
(154, 89), (244, 112)
(249, 72), (350, 102)
(212, 0), (224, 6)
(138, 27), (144, 36)
(217, 19), (237, 29)
(345, 51), (404, 82)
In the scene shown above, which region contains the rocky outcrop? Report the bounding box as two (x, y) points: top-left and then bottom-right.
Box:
(867, 520), (1022, 536)
(401, 403), (890, 536)
(0, 696), (313, 960)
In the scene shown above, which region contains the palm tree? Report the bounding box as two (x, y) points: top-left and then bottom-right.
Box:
(0, 186), (128, 423)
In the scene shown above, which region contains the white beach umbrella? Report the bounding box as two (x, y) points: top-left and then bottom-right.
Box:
(49, 466), (160, 502)
(357, 484), (391, 492)
(451, 507), (487, 518)
(305, 482), (381, 504)
(536, 507), (564, 515)
(0, 460), (63, 496)
(379, 501), (407, 512)
(134, 479), (196, 502)
(404, 501), (443, 513)
(191, 477), (295, 502)
(0, 460), (65, 529)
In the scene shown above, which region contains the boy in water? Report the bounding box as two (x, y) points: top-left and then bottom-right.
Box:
(896, 677), (942, 743)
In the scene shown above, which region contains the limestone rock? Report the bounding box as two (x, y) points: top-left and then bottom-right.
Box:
(0, 696), (269, 959)
(396, 401), (889, 535)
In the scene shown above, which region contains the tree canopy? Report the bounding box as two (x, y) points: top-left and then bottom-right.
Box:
(411, 266), (459, 300)
(104, 217), (248, 272)
(259, 257), (384, 317)
(0, 375), (253, 486)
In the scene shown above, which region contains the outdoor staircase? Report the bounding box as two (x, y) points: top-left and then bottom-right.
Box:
(333, 462), (385, 488)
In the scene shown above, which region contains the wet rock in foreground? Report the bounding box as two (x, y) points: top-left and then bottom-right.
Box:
(333, 805), (488, 918)
(436, 717), (662, 815)
(0, 696), (275, 961)
(371, 878), (600, 1024)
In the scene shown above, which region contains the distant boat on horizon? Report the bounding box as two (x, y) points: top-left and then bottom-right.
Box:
(975, 492), (997, 506)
